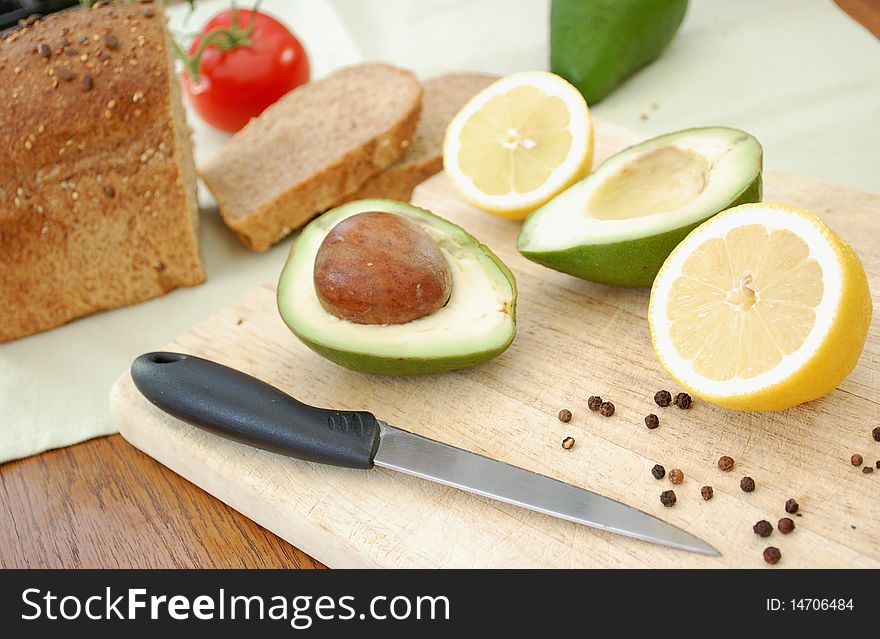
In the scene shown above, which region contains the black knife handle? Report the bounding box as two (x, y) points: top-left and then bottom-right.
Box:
(130, 352), (380, 469)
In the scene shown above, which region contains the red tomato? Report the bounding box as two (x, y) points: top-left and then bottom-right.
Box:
(183, 8), (310, 133)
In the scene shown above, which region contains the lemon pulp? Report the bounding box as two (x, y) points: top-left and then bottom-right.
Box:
(458, 85), (573, 196)
(443, 71), (593, 219)
(650, 203), (871, 410)
(667, 224), (824, 381)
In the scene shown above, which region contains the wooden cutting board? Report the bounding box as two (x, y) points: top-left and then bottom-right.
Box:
(110, 121), (880, 568)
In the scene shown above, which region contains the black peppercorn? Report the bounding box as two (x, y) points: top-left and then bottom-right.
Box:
(37, 42), (51, 58)
(753, 520), (773, 537)
(863, 466), (874, 474)
(558, 409), (572, 423)
(740, 476), (756, 493)
(763, 547), (781, 565)
(717, 455), (735, 472)
(644, 414), (659, 429)
(668, 469), (684, 485)
(851, 453), (863, 466)
(104, 33), (119, 50)
(599, 401), (615, 417)
(660, 490), (676, 507)
(653, 390), (672, 407)
(81, 73), (93, 92)
(587, 396), (602, 412)
(873, 427), (880, 442)
(561, 436), (575, 450)
(700, 485), (713, 501)
(876, 460), (880, 469)
(673, 392), (692, 409)
(651, 464), (666, 480)
(778, 518), (795, 534)
(784, 498), (799, 514)
(103, 185), (115, 198)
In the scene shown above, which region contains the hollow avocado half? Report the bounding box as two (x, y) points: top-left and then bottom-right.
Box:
(277, 199), (517, 376)
(517, 127), (763, 287)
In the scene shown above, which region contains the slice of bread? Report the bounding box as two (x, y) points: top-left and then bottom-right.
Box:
(201, 64), (422, 252)
(341, 73), (497, 203)
(0, 3), (204, 343)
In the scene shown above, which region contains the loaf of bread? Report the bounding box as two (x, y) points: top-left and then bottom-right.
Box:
(201, 63), (422, 252)
(342, 73), (496, 203)
(0, 2), (204, 343)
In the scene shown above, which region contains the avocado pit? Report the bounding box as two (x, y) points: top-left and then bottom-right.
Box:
(313, 211), (453, 325)
(278, 199), (517, 375)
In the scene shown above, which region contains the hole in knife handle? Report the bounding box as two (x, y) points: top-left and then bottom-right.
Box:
(146, 352), (186, 365)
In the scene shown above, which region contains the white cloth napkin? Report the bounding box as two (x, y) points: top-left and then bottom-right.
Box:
(1, 0), (878, 463)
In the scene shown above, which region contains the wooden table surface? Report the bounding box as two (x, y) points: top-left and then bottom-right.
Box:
(0, 2), (876, 569)
(838, 0), (880, 38)
(0, 434), (324, 568)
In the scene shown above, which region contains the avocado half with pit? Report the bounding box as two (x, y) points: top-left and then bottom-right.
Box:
(517, 127), (763, 287)
(277, 199), (517, 376)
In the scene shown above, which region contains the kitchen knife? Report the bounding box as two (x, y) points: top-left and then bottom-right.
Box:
(131, 352), (719, 557)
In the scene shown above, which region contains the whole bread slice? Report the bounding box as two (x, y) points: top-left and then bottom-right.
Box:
(201, 64), (422, 252)
(341, 73), (497, 203)
(0, 2), (204, 343)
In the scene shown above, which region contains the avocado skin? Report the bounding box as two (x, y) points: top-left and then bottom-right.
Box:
(296, 332), (516, 377)
(551, 0), (688, 104)
(277, 201), (518, 376)
(519, 173), (762, 288)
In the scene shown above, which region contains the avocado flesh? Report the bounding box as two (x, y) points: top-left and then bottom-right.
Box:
(517, 127), (763, 287)
(278, 199), (517, 376)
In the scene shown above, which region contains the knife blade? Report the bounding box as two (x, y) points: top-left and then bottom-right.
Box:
(131, 352), (719, 557)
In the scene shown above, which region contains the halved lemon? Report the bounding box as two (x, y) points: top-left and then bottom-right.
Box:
(443, 71), (593, 220)
(649, 203), (872, 411)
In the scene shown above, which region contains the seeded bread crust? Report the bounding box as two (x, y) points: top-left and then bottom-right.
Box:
(342, 73), (497, 203)
(201, 64), (422, 252)
(0, 2), (204, 343)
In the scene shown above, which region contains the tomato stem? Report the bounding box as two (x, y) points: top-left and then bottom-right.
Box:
(174, 1), (263, 84)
